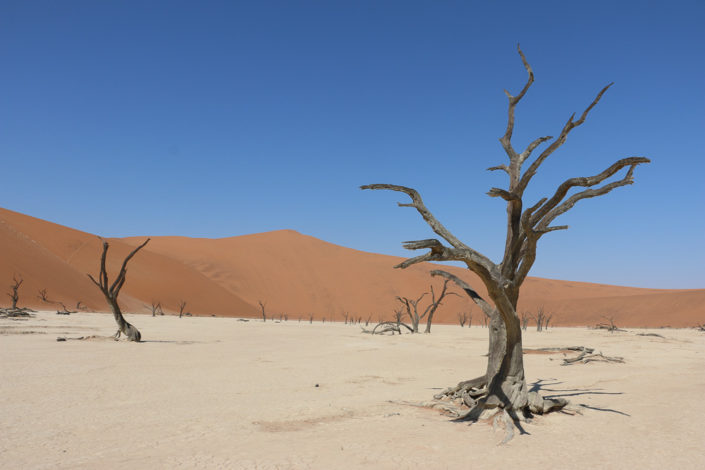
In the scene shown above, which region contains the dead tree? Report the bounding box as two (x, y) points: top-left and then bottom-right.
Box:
(596, 315), (624, 332)
(7, 274), (23, 309)
(258, 300), (266, 322)
(37, 288), (50, 303)
(458, 312), (468, 327)
(146, 301), (162, 317)
(87, 238), (149, 341)
(520, 312), (529, 331)
(532, 307), (547, 332)
(544, 314), (554, 330)
(396, 280), (454, 334)
(362, 45), (649, 421)
(178, 300), (187, 318)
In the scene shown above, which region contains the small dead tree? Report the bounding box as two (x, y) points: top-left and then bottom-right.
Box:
(37, 288), (50, 303)
(362, 45), (649, 423)
(596, 315), (624, 332)
(178, 300), (187, 319)
(76, 301), (87, 311)
(521, 312), (529, 331)
(544, 314), (554, 330)
(365, 315), (372, 326)
(343, 312), (349, 324)
(146, 301), (162, 317)
(532, 307), (547, 332)
(458, 311), (468, 327)
(87, 238), (149, 341)
(396, 280), (454, 334)
(258, 300), (266, 322)
(7, 274), (23, 309)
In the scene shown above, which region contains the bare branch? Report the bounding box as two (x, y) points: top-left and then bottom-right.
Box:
(518, 83), (614, 193)
(519, 136), (553, 163)
(531, 157), (650, 226)
(109, 238), (151, 296)
(487, 188), (520, 201)
(540, 160), (649, 228)
(499, 44), (534, 161)
(430, 270), (495, 319)
(361, 184), (496, 275)
(487, 165), (510, 174)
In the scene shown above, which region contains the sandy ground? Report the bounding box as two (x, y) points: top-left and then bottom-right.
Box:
(1, 311), (704, 469)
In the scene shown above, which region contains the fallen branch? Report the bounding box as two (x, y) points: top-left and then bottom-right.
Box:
(636, 333), (664, 338)
(562, 351), (624, 365)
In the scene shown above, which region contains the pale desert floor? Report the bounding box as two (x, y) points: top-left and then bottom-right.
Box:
(1, 311), (704, 469)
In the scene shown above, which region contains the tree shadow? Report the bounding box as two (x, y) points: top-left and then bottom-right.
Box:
(529, 378), (630, 416)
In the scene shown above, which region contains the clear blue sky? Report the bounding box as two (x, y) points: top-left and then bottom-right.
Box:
(2, 1), (703, 289)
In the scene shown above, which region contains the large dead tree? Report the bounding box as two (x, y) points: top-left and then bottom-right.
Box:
(362, 45), (649, 422)
(87, 238), (149, 341)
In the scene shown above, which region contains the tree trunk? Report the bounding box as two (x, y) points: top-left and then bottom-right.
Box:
(484, 299), (527, 412)
(107, 297), (141, 342)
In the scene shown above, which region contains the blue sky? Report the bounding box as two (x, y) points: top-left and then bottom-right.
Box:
(2, 1), (703, 289)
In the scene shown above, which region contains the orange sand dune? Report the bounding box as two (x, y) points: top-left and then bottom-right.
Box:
(122, 231), (705, 328)
(2, 207), (702, 326)
(0, 208), (257, 317)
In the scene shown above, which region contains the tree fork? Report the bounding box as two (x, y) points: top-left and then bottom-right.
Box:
(87, 238), (149, 342)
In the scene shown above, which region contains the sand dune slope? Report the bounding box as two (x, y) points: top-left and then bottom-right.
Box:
(0, 208), (257, 316)
(2, 207), (702, 326)
(123, 231), (705, 327)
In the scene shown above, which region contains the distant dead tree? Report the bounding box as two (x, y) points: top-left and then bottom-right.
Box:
(396, 280), (454, 334)
(146, 301), (162, 317)
(532, 307), (547, 332)
(258, 300), (266, 322)
(544, 313), (554, 330)
(309, 313), (313, 324)
(695, 323), (705, 332)
(87, 238), (149, 341)
(56, 302), (75, 315)
(37, 288), (50, 303)
(362, 45), (649, 426)
(458, 312), (468, 327)
(7, 274), (23, 309)
(596, 315), (625, 332)
(521, 312), (529, 331)
(177, 300), (187, 319)
(343, 312), (349, 324)
(365, 315), (372, 326)
(76, 300), (87, 311)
